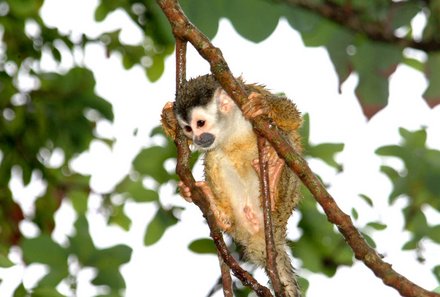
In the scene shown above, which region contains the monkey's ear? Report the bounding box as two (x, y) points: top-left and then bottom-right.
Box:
(214, 88), (234, 113)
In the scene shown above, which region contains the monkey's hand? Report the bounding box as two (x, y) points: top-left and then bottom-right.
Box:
(178, 181), (232, 232)
(161, 101), (177, 140)
(242, 92), (270, 120)
(252, 141), (284, 211)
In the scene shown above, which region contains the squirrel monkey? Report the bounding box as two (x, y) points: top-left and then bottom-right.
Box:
(164, 74), (302, 297)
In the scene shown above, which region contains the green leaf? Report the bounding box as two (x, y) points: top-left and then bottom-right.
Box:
(146, 52), (167, 82)
(434, 286), (440, 293)
(180, 0), (222, 38)
(21, 235), (68, 267)
(188, 238), (217, 254)
(351, 208), (359, 220)
(115, 177), (159, 203)
(13, 283), (27, 297)
(144, 207), (178, 246)
(90, 245), (132, 290)
(32, 287), (66, 297)
(358, 194), (374, 207)
(399, 127), (427, 147)
(433, 265), (440, 283)
(366, 222), (387, 231)
(402, 238), (418, 250)
(224, 0), (281, 43)
(389, 1), (421, 30)
(94, 3), (110, 22)
(69, 190), (89, 214)
(402, 56), (424, 72)
(283, 5), (321, 35)
(307, 143), (344, 171)
(51, 46), (62, 63)
(133, 145), (176, 183)
(375, 145), (405, 158)
(360, 232), (377, 248)
(428, 225), (440, 244)
(325, 28), (354, 90)
(38, 269), (69, 288)
(423, 53), (440, 108)
(351, 41), (402, 118)
(0, 254), (14, 268)
(69, 216), (96, 265)
(108, 204), (132, 231)
(8, 0), (42, 17)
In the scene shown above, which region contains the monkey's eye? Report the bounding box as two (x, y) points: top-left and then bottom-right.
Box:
(197, 120), (205, 128)
(184, 126), (192, 133)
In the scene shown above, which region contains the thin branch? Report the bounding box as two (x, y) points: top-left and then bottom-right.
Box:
(258, 137), (284, 297)
(175, 38), (187, 90)
(218, 252), (233, 297)
(156, 1), (440, 297)
(281, 0), (440, 52)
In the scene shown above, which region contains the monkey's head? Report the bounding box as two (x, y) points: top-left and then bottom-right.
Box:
(174, 74), (243, 151)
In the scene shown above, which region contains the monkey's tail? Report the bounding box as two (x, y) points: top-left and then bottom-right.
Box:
(272, 244), (301, 297)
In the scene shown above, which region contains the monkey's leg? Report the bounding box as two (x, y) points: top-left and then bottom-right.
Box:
(177, 181), (232, 231)
(252, 143), (284, 211)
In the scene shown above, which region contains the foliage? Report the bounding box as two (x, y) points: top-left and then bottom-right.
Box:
(1, 0), (440, 296)
(376, 128), (440, 259)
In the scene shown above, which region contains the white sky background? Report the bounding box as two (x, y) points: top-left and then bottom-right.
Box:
(1, 0), (440, 296)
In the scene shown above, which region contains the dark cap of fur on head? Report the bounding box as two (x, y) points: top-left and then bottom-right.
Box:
(174, 74), (220, 122)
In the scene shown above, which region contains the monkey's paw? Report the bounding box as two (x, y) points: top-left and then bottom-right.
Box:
(177, 181), (193, 203)
(243, 92), (270, 120)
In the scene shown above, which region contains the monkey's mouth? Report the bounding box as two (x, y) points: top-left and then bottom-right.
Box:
(194, 133), (215, 149)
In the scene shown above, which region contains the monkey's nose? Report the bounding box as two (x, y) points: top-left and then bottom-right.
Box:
(195, 133), (215, 148)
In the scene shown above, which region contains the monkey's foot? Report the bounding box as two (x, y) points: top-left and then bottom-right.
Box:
(252, 142), (284, 211)
(242, 92), (270, 120)
(195, 181), (232, 232)
(243, 206), (261, 233)
(177, 181), (194, 203)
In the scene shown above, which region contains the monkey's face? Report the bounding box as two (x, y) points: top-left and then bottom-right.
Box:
(176, 88), (236, 151)
(176, 99), (220, 151)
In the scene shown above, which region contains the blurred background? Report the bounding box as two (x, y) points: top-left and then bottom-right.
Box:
(0, 0), (440, 296)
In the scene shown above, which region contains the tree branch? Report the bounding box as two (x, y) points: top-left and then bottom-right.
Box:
(281, 0), (440, 52)
(157, 1), (440, 297)
(217, 253), (233, 297)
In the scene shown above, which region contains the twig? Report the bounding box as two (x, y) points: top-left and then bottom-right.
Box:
(257, 137), (284, 297)
(175, 38), (187, 89)
(218, 252), (233, 297)
(156, 1), (440, 296)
